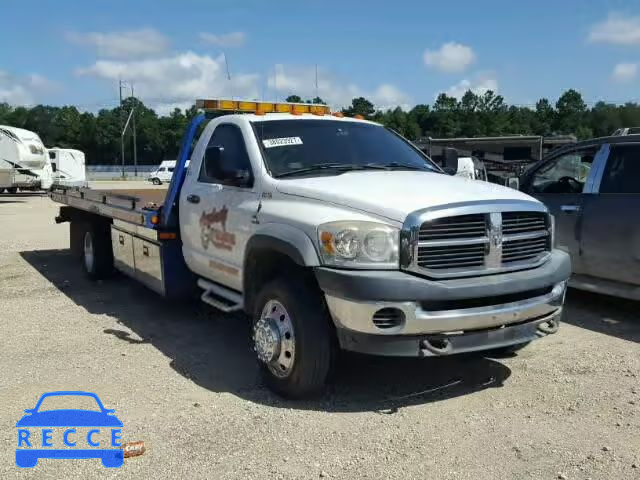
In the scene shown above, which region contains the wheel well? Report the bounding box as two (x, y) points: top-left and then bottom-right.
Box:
(243, 248), (318, 315)
(62, 208), (112, 258)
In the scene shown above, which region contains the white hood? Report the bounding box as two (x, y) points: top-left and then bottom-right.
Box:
(275, 171), (540, 221)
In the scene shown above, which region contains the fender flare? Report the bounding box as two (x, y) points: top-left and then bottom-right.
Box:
(244, 224), (320, 267)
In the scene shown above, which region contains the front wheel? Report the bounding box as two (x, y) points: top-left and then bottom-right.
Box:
(6, 187), (17, 194)
(252, 278), (336, 398)
(152, 178), (162, 185)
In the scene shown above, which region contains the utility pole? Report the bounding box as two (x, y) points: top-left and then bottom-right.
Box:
(119, 79), (137, 177)
(131, 84), (138, 177)
(119, 79), (125, 178)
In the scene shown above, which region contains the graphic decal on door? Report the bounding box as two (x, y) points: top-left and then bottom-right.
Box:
(200, 206), (236, 251)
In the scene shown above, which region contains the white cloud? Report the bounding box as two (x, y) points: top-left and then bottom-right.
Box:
(77, 52), (260, 114)
(588, 13), (640, 45)
(0, 71), (54, 105)
(267, 64), (411, 110)
(199, 31), (246, 48)
(66, 28), (170, 59)
(612, 62), (638, 82)
(423, 42), (476, 73)
(442, 73), (498, 99)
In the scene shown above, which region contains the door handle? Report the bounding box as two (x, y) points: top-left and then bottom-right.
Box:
(560, 204), (580, 213)
(186, 194), (200, 204)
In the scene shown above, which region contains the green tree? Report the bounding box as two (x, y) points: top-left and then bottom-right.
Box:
(431, 93), (460, 137)
(534, 98), (554, 135)
(378, 107), (421, 140)
(342, 97), (375, 119)
(408, 104), (431, 137)
(0, 103), (12, 124)
(285, 95), (302, 103)
(477, 90), (508, 135)
(554, 89), (588, 136)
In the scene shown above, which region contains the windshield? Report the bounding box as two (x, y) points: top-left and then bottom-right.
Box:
(252, 119), (439, 178)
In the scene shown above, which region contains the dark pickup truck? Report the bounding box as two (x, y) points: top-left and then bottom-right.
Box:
(519, 134), (640, 301)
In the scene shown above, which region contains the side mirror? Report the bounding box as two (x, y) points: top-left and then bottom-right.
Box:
(443, 147), (459, 173)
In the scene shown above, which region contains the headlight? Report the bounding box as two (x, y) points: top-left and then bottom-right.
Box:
(318, 221), (399, 269)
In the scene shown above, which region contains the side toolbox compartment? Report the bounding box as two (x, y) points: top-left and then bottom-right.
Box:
(132, 236), (164, 294)
(110, 220), (197, 299)
(111, 227), (135, 277)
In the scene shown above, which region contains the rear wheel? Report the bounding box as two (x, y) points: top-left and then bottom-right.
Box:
(7, 187), (17, 194)
(252, 277), (336, 398)
(81, 223), (114, 280)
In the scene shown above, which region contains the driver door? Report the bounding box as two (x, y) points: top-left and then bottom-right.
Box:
(524, 145), (599, 274)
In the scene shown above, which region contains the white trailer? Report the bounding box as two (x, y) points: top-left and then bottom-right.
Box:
(0, 125), (52, 193)
(48, 148), (87, 187)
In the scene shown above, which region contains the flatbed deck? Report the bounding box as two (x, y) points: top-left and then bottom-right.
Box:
(50, 186), (168, 227)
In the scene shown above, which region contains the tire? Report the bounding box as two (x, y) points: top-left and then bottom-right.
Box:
(152, 178), (162, 185)
(81, 222), (114, 280)
(252, 277), (336, 398)
(487, 341), (531, 357)
(7, 187), (17, 194)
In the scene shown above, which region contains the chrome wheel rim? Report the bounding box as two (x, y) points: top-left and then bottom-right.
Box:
(254, 300), (296, 378)
(83, 232), (94, 272)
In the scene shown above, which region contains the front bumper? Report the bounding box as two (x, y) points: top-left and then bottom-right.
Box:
(316, 250), (570, 357)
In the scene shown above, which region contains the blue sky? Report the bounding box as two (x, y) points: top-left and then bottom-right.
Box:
(2, 0), (640, 114)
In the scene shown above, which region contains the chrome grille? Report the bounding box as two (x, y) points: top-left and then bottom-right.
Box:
(405, 208), (551, 278)
(502, 212), (547, 235)
(419, 214), (486, 241)
(502, 237), (549, 264)
(417, 243), (485, 269)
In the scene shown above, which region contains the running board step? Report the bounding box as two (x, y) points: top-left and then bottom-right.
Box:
(197, 279), (244, 313)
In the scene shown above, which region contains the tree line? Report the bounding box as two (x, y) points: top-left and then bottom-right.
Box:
(1, 89), (639, 166)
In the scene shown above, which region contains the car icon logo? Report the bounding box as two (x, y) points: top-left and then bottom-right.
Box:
(16, 391), (124, 468)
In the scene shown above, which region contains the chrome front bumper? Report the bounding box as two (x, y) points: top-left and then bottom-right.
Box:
(326, 281), (566, 336)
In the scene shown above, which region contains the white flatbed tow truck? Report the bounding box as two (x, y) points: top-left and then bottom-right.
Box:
(50, 98), (571, 398)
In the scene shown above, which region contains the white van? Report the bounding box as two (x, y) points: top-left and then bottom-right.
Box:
(148, 160), (176, 185)
(0, 125), (53, 192)
(148, 160), (189, 185)
(48, 148), (87, 187)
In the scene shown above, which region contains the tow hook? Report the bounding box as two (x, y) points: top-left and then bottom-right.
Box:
(419, 337), (453, 356)
(537, 317), (560, 335)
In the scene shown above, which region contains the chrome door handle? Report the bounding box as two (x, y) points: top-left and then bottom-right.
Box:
(560, 204), (580, 213)
(186, 194), (200, 204)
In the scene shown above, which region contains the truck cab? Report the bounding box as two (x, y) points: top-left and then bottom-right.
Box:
(51, 99), (571, 398)
(520, 135), (640, 300)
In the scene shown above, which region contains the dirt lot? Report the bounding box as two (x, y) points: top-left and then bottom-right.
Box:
(0, 188), (638, 480)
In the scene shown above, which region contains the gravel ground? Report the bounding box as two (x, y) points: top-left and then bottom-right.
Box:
(0, 188), (638, 480)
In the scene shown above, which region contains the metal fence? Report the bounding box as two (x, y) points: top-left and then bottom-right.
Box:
(86, 165), (156, 180)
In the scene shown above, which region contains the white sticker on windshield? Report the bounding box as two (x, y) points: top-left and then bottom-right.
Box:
(262, 137), (303, 148)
